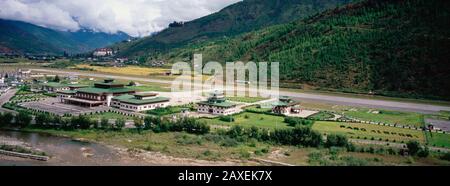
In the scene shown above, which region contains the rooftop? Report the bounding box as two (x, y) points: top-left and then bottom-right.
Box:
(58, 90), (77, 94)
(112, 94), (170, 105)
(77, 87), (134, 95)
(198, 101), (237, 108)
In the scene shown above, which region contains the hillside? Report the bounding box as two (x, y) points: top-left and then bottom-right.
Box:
(160, 0), (450, 100)
(0, 19), (129, 55)
(114, 0), (351, 57)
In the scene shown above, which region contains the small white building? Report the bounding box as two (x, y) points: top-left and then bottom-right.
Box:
(111, 93), (170, 112)
(0, 77), (4, 84)
(93, 48), (113, 57)
(197, 91), (238, 115)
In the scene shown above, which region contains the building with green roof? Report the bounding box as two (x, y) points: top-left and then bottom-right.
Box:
(111, 93), (170, 112)
(197, 91), (238, 115)
(271, 96), (301, 115)
(59, 79), (135, 107)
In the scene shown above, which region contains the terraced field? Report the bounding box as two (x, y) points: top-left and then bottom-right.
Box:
(312, 121), (425, 143)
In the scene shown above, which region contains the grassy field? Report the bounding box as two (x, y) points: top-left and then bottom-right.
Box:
(425, 132), (450, 148)
(89, 112), (136, 120)
(343, 109), (425, 128)
(226, 96), (268, 103)
(200, 112), (290, 129)
(73, 64), (169, 76)
(312, 121), (425, 143)
(308, 112), (335, 120)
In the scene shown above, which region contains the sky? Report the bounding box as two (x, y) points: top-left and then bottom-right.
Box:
(0, 0), (241, 37)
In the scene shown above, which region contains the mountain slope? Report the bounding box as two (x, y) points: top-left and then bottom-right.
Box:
(115, 0), (351, 57)
(0, 19), (129, 55)
(162, 0), (450, 99)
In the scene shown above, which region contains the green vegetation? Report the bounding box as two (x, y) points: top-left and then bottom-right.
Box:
(144, 116), (210, 135)
(312, 121), (425, 143)
(115, 0), (349, 57)
(0, 144), (47, 156)
(425, 132), (450, 148)
(343, 109), (425, 127)
(308, 111), (335, 120)
(226, 96), (268, 103)
(146, 105), (193, 116)
(284, 117), (315, 127)
(200, 112), (289, 129)
(0, 19), (128, 54)
(150, 0), (450, 100)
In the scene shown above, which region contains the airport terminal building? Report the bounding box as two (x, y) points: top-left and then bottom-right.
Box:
(58, 79), (135, 107)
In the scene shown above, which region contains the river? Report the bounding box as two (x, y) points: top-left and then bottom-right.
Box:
(0, 130), (144, 166)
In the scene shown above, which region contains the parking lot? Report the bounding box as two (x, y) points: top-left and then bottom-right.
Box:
(19, 98), (110, 116)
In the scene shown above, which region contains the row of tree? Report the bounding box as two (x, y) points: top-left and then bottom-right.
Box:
(224, 125), (350, 148)
(144, 116), (210, 135)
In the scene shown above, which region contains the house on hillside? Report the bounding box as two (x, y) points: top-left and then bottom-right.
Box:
(93, 48), (113, 57)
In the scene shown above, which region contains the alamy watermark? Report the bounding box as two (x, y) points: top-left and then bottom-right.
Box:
(171, 54), (279, 98)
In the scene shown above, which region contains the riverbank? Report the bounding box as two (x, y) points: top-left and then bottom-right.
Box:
(0, 129), (259, 166)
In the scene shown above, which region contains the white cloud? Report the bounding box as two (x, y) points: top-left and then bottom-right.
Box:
(0, 0), (241, 37)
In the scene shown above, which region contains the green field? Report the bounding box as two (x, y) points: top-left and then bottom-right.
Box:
(425, 132), (450, 148)
(308, 112), (335, 120)
(343, 109), (425, 128)
(89, 112), (135, 120)
(312, 121), (425, 143)
(226, 96), (268, 103)
(200, 112), (289, 129)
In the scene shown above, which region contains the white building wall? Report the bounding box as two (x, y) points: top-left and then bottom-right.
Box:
(197, 105), (236, 115)
(111, 100), (169, 112)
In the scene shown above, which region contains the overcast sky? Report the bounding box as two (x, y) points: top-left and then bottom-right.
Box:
(0, 0), (241, 37)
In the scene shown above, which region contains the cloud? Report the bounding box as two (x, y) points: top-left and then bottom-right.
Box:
(0, 0), (241, 37)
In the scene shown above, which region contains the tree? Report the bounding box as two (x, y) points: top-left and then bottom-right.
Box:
(71, 115), (92, 129)
(16, 112), (32, 128)
(54, 75), (60, 82)
(128, 81), (137, 86)
(100, 118), (109, 129)
(134, 118), (144, 133)
(417, 147), (430, 158)
(325, 134), (349, 148)
(0, 113), (4, 127)
(114, 118), (126, 131)
(2, 112), (14, 125)
(35, 113), (48, 127)
(406, 141), (421, 156)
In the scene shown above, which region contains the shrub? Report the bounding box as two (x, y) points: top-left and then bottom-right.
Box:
(219, 115), (235, 122)
(417, 147), (430, 158)
(284, 117), (314, 127)
(406, 141), (421, 156)
(325, 134), (349, 148)
(440, 152), (450, 161)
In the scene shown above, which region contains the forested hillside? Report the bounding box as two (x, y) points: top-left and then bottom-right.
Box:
(0, 19), (129, 54)
(161, 0), (450, 100)
(114, 0), (351, 57)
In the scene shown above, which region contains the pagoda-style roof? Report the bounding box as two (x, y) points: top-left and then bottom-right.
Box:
(112, 94), (170, 105)
(199, 91), (237, 108)
(94, 79), (125, 89)
(76, 87), (134, 95)
(272, 96), (300, 107)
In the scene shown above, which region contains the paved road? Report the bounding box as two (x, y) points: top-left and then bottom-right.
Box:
(31, 68), (450, 114)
